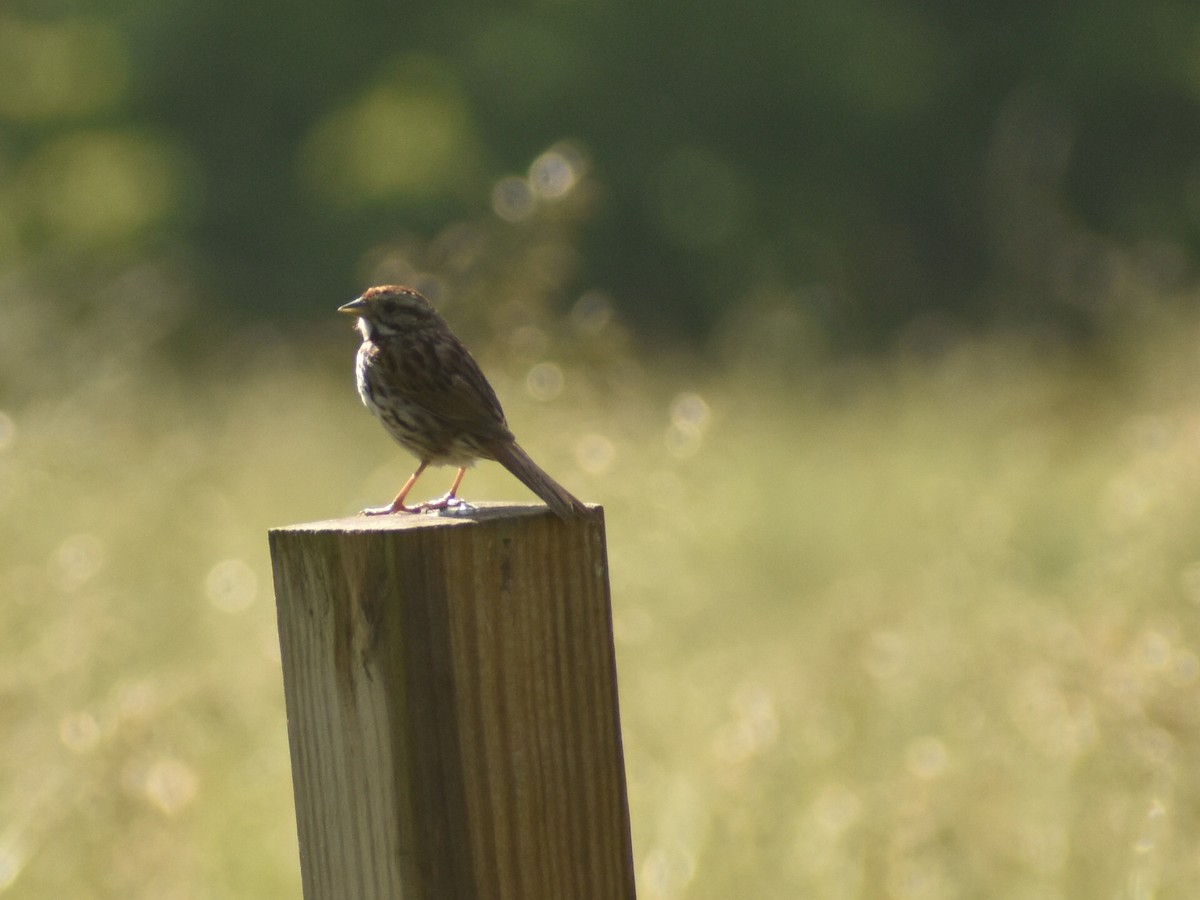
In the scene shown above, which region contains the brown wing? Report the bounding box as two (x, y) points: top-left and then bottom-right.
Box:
(375, 331), (514, 444)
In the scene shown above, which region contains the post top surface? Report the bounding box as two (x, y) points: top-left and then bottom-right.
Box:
(270, 502), (602, 535)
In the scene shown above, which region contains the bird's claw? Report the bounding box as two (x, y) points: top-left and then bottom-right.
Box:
(356, 496), (474, 517)
(359, 504), (419, 516)
(416, 494), (476, 516)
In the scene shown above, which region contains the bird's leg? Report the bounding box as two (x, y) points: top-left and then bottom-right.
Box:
(361, 462), (428, 515)
(421, 467), (471, 512)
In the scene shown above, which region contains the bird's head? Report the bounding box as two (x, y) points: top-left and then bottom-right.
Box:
(338, 285), (443, 339)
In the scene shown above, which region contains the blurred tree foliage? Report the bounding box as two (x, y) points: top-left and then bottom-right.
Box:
(4, 0), (1200, 349)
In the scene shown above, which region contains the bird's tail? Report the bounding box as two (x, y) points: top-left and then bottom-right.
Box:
(492, 442), (590, 519)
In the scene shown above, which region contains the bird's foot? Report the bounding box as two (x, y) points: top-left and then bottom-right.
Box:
(417, 493), (476, 516)
(359, 502), (419, 516)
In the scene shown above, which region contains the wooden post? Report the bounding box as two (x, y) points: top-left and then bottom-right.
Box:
(268, 504), (636, 900)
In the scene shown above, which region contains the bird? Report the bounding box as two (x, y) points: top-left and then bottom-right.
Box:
(338, 285), (589, 519)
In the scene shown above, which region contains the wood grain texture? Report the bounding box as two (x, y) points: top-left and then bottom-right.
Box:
(268, 504), (636, 900)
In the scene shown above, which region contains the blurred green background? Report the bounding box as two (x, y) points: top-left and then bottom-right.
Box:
(5, 1), (1200, 897)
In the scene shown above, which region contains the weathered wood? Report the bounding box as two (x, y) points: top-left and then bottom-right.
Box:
(268, 504), (636, 900)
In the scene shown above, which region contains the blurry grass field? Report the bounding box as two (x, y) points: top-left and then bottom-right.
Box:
(4, 293), (1200, 898)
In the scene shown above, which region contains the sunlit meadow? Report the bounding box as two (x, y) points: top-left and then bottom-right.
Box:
(6, 3), (1200, 896)
(4, 268), (1200, 899)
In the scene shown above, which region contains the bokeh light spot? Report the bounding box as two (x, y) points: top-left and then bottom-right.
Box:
(47, 533), (104, 592)
(665, 392), (711, 459)
(711, 720), (758, 764)
(0, 842), (25, 891)
(508, 324), (548, 357)
(664, 424), (700, 459)
(574, 433), (616, 475)
(59, 710), (101, 753)
(205, 559), (257, 613)
(670, 392), (710, 433)
(1133, 798), (1167, 854)
(492, 176), (535, 222)
(1137, 629), (1171, 672)
(301, 56), (479, 206)
(812, 783), (862, 835)
(570, 290), (614, 335)
(125, 756), (199, 817)
(0, 17), (128, 120)
(905, 735), (948, 779)
(145, 758), (199, 816)
(713, 682), (780, 763)
(1009, 667), (1097, 761)
(116, 680), (159, 721)
(525, 361), (564, 401)
(641, 843), (696, 899)
(22, 130), (186, 245)
(528, 143), (585, 199)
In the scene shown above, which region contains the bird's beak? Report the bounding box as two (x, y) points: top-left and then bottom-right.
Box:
(338, 297), (368, 316)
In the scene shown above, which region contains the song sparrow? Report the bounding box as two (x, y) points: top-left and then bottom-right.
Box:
(338, 285), (589, 519)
